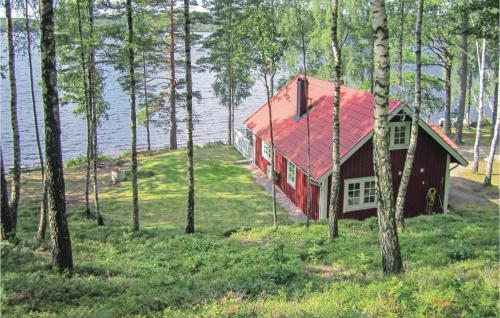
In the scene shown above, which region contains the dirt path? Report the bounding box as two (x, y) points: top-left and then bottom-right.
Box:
(448, 144), (499, 212)
(244, 164), (307, 223)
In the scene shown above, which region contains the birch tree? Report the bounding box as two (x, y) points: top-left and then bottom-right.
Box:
(241, 0), (285, 228)
(371, 0), (403, 274)
(471, 38), (488, 172)
(329, 0), (341, 239)
(6, 0), (21, 231)
(395, 0), (424, 230)
(484, 60), (499, 185)
(40, 0), (74, 271)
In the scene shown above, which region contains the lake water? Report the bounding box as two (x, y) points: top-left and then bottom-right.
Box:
(1, 34), (268, 168)
(1, 32), (488, 168)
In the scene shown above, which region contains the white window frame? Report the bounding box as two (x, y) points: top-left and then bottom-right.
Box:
(343, 176), (377, 212)
(262, 141), (272, 162)
(389, 122), (411, 150)
(287, 160), (296, 188)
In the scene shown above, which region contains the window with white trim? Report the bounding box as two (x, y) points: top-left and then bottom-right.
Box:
(343, 177), (377, 212)
(262, 141), (272, 162)
(390, 122), (411, 149)
(287, 160), (296, 188)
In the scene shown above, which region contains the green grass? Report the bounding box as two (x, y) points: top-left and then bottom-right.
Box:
(451, 126), (494, 147)
(65, 154), (113, 168)
(2, 146), (498, 317)
(100, 145), (290, 232)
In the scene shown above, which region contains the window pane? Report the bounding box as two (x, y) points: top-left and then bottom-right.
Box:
(287, 162), (296, 186)
(347, 182), (362, 206)
(393, 125), (407, 145)
(363, 181), (376, 204)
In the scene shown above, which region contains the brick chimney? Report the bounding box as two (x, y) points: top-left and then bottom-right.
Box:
(294, 77), (308, 121)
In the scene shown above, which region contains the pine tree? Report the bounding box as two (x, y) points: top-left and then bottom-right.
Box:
(169, 0), (178, 150)
(126, 0), (140, 231)
(87, 0), (104, 226)
(1, 147), (15, 241)
(199, 0), (253, 146)
(454, 0), (469, 144)
(76, 0), (93, 219)
(184, 0), (195, 234)
(294, 0), (312, 228)
(56, 0), (108, 221)
(40, 0), (74, 271)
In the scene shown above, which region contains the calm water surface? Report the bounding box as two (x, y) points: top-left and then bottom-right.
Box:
(1, 33), (268, 168)
(1, 33), (488, 168)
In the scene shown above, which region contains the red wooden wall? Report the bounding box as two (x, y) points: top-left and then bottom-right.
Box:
(255, 137), (320, 219)
(255, 121), (449, 221)
(327, 125), (448, 220)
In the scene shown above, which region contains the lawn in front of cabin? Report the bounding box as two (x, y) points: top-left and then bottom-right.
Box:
(2, 145), (498, 317)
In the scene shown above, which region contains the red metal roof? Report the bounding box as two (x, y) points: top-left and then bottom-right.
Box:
(244, 75), (403, 180)
(429, 124), (459, 150)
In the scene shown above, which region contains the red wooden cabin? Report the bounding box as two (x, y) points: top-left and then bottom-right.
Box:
(242, 75), (468, 220)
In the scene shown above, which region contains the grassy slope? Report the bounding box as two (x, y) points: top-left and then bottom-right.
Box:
(2, 145), (498, 317)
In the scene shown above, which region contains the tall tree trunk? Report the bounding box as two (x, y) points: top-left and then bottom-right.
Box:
(293, 0), (312, 228)
(231, 87), (235, 144)
(1, 147), (15, 241)
(142, 51), (151, 152)
(304, 77), (311, 228)
(490, 63), (498, 137)
(184, 0), (195, 234)
(444, 64), (452, 136)
(467, 67), (472, 128)
(472, 39), (488, 173)
(454, 1), (468, 144)
(395, 0), (423, 231)
(397, 0), (404, 97)
(40, 0), (73, 271)
(370, 35), (374, 94)
(169, 0), (178, 150)
(229, 13), (235, 145)
(24, 0), (48, 240)
(88, 0), (103, 226)
(228, 69), (233, 145)
(371, 0), (403, 274)
(329, 0), (341, 239)
(484, 60), (499, 185)
(264, 78), (278, 229)
(76, 0), (93, 218)
(6, 0), (20, 231)
(126, 0), (140, 231)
